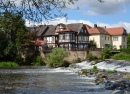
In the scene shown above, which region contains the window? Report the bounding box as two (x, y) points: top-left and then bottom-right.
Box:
(72, 33), (75, 40)
(102, 36), (103, 40)
(105, 36), (106, 40)
(52, 36), (55, 42)
(113, 37), (118, 41)
(84, 37), (87, 41)
(59, 34), (63, 40)
(65, 33), (69, 40)
(123, 37), (125, 42)
(108, 37), (109, 40)
(81, 29), (83, 32)
(85, 30), (87, 33)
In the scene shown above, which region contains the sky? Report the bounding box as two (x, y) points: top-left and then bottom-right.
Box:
(25, 0), (130, 33)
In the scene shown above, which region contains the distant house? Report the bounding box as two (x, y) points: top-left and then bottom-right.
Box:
(86, 24), (127, 49)
(106, 27), (127, 49)
(55, 23), (90, 50)
(28, 23), (127, 50)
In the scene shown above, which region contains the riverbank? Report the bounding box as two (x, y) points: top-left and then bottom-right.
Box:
(71, 59), (130, 93)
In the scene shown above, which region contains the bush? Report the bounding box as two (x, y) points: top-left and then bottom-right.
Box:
(33, 56), (45, 66)
(87, 53), (98, 61)
(46, 48), (68, 68)
(0, 62), (19, 67)
(101, 47), (112, 59)
(106, 69), (117, 73)
(91, 65), (98, 72)
(111, 52), (130, 61)
(72, 57), (81, 63)
(62, 60), (70, 67)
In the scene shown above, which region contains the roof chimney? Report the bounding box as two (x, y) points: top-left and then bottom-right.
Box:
(94, 24), (97, 28)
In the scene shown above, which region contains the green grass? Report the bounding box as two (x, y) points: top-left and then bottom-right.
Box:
(103, 69), (117, 74)
(0, 62), (19, 67)
(111, 52), (130, 61)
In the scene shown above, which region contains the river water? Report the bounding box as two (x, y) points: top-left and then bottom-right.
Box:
(0, 66), (114, 94)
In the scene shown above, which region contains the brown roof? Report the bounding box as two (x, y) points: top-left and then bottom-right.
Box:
(43, 25), (56, 36)
(67, 23), (83, 34)
(105, 27), (126, 35)
(85, 24), (109, 35)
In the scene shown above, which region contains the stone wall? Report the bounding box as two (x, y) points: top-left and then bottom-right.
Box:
(65, 51), (87, 62)
(65, 50), (102, 62)
(89, 51), (102, 58)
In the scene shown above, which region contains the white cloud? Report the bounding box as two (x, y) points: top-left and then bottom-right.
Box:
(26, 18), (130, 33)
(68, 0), (130, 15)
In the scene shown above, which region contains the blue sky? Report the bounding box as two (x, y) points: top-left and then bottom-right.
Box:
(25, 0), (130, 32)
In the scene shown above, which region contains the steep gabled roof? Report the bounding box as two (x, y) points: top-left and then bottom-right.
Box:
(105, 27), (127, 36)
(43, 25), (56, 36)
(27, 25), (48, 36)
(67, 23), (83, 34)
(85, 24), (109, 35)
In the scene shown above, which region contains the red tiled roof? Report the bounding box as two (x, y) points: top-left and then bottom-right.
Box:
(33, 40), (47, 46)
(85, 24), (109, 35)
(105, 27), (125, 35)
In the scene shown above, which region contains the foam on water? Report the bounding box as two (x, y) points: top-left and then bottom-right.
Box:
(75, 60), (130, 73)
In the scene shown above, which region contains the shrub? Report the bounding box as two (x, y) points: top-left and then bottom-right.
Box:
(87, 53), (98, 61)
(33, 56), (45, 66)
(111, 52), (130, 61)
(91, 65), (98, 72)
(46, 48), (68, 68)
(106, 69), (117, 74)
(72, 57), (81, 63)
(0, 62), (19, 67)
(101, 47), (112, 59)
(62, 60), (70, 67)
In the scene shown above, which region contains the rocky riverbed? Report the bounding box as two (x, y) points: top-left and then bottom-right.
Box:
(70, 59), (130, 94)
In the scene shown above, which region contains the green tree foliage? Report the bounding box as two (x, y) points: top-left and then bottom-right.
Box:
(46, 48), (68, 68)
(0, 12), (26, 60)
(0, 0), (78, 21)
(87, 53), (98, 61)
(0, 0), (103, 22)
(101, 47), (112, 59)
(0, 12), (37, 65)
(90, 39), (97, 48)
(33, 56), (45, 66)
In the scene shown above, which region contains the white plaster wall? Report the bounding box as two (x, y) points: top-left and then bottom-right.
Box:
(89, 35), (100, 48)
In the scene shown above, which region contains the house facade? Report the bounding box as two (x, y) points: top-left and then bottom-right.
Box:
(28, 23), (127, 50)
(55, 23), (90, 50)
(106, 27), (127, 49)
(86, 24), (127, 49)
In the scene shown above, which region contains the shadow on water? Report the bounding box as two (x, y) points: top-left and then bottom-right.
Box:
(0, 66), (113, 94)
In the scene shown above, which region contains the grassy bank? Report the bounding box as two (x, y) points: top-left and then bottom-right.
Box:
(0, 62), (19, 67)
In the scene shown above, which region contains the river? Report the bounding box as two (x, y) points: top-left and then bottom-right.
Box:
(0, 66), (115, 94)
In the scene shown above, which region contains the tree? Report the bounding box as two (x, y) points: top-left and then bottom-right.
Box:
(46, 48), (68, 68)
(0, 12), (37, 65)
(0, 0), (103, 22)
(90, 39), (97, 48)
